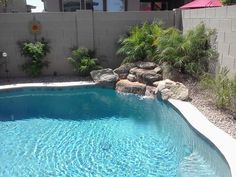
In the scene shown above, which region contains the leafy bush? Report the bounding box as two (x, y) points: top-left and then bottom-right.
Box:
(200, 68), (236, 111)
(117, 22), (162, 63)
(221, 0), (236, 5)
(118, 22), (217, 78)
(153, 27), (185, 67)
(67, 47), (101, 76)
(19, 38), (50, 77)
(153, 23), (217, 78)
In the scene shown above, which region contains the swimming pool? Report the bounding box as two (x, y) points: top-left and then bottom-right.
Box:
(0, 84), (232, 177)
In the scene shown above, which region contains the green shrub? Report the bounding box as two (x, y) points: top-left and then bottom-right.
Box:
(67, 47), (101, 76)
(221, 0), (230, 5)
(19, 38), (50, 77)
(200, 68), (236, 111)
(153, 23), (217, 78)
(117, 22), (162, 63)
(153, 27), (185, 67)
(221, 0), (236, 5)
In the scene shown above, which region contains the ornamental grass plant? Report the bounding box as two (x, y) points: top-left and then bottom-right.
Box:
(200, 68), (236, 111)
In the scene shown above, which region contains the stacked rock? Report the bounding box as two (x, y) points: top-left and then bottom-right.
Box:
(90, 62), (189, 101)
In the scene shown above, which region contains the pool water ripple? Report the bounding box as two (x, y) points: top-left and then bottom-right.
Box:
(0, 117), (178, 176)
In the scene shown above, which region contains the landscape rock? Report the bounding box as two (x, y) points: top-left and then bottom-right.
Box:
(145, 86), (157, 98)
(160, 88), (174, 100)
(155, 79), (189, 101)
(154, 66), (162, 74)
(129, 67), (161, 85)
(142, 73), (162, 85)
(129, 68), (146, 82)
(90, 68), (119, 84)
(114, 63), (136, 79)
(127, 74), (136, 82)
(154, 79), (176, 90)
(135, 61), (156, 69)
(130, 67), (141, 75)
(116, 79), (146, 95)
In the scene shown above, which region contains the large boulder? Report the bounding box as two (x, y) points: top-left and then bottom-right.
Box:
(116, 79), (146, 95)
(130, 67), (162, 85)
(142, 73), (162, 85)
(154, 79), (189, 101)
(145, 86), (157, 98)
(90, 68), (119, 85)
(135, 61), (156, 69)
(114, 63), (136, 79)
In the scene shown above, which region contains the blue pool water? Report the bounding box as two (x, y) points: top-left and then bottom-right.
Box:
(0, 87), (231, 177)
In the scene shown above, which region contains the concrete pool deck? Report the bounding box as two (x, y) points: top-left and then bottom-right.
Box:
(0, 81), (236, 177)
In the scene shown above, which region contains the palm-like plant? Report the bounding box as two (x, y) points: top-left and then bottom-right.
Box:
(117, 22), (161, 63)
(182, 24), (217, 76)
(153, 27), (185, 66)
(153, 23), (217, 78)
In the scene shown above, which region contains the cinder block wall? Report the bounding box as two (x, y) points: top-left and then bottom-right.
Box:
(0, 11), (175, 77)
(182, 5), (236, 78)
(0, 0), (27, 13)
(93, 11), (175, 68)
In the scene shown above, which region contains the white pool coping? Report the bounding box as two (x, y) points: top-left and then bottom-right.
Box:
(169, 99), (236, 177)
(0, 82), (235, 176)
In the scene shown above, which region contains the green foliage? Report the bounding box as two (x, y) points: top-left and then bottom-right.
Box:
(0, 0), (7, 7)
(153, 23), (217, 78)
(117, 22), (161, 63)
(199, 73), (215, 90)
(67, 47), (101, 76)
(221, 0), (236, 5)
(153, 27), (185, 67)
(19, 38), (50, 77)
(118, 22), (217, 78)
(221, 0), (230, 5)
(200, 68), (236, 111)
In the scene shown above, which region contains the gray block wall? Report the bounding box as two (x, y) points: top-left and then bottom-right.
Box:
(93, 11), (174, 68)
(0, 10), (175, 77)
(182, 5), (236, 78)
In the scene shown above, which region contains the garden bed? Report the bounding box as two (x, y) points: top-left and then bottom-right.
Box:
(184, 80), (236, 139)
